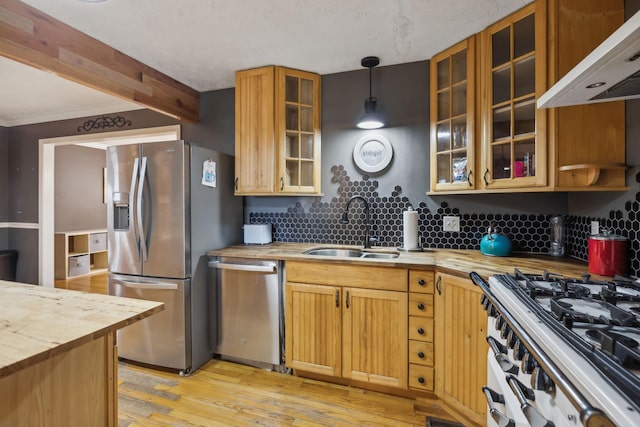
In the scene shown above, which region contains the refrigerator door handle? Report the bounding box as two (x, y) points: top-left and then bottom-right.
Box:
(208, 261), (277, 273)
(137, 156), (149, 261)
(115, 279), (178, 290)
(129, 157), (140, 259)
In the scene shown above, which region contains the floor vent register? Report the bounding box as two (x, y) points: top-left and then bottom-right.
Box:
(425, 417), (465, 427)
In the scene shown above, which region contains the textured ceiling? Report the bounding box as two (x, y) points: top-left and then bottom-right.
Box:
(2, 0), (531, 126)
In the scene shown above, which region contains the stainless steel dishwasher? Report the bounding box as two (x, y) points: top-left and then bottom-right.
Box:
(208, 256), (284, 370)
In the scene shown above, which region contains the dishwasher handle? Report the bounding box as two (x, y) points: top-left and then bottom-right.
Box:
(209, 261), (277, 273)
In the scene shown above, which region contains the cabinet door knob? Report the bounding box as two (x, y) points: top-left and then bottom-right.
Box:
(417, 327), (425, 335)
(418, 279), (425, 286)
(417, 303), (425, 310)
(418, 376), (425, 384)
(418, 351), (425, 359)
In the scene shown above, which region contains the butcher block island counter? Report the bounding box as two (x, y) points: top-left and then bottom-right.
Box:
(0, 281), (163, 427)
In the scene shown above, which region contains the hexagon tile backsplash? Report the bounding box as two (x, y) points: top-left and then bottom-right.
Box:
(249, 165), (640, 277)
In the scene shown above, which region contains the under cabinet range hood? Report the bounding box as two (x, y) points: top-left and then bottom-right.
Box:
(538, 10), (640, 108)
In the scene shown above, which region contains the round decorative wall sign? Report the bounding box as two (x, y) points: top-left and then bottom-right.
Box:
(353, 133), (393, 173)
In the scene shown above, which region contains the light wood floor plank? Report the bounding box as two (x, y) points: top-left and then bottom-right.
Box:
(58, 273), (455, 427)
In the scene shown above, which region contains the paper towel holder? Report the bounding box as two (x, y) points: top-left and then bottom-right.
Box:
(398, 206), (423, 252)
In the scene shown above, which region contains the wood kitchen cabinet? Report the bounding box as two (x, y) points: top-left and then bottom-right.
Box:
(234, 66), (322, 195)
(430, 38), (476, 192)
(429, 0), (626, 194)
(433, 272), (487, 425)
(285, 261), (408, 389)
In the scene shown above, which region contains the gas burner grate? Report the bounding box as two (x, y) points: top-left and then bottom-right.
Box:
(586, 328), (640, 369)
(426, 417), (465, 427)
(550, 298), (636, 328)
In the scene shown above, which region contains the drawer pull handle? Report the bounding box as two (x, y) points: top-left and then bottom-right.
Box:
(346, 290), (350, 309)
(234, 177), (238, 191)
(418, 351), (425, 359)
(418, 279), (425, 286)
(417, 303), (425, 310)
(435, 276), (442, 295)
(467, 170), (473, 187)
(483, 168), (490, 186)
(417, 327), (425, 335)
(418, 376), (425, 384)
(335, 290), (339, 308)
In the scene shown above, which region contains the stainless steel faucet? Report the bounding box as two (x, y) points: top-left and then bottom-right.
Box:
(342, 195), (373, 249)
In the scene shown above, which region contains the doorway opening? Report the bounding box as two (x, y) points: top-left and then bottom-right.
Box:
(39, 125), (181, 287)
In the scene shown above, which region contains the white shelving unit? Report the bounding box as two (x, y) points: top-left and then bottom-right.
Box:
(55, 229), (108, 279)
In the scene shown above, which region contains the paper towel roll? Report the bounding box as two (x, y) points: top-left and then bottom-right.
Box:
(403, 208), (419, 249)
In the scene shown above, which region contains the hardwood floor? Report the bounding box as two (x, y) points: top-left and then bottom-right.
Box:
(56, 273), (462, 427)
(54, 271), (108, 294)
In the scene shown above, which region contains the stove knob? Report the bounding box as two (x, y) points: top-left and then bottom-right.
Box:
(488, 305), (497, 317)
(495, 315), (505, 331)
(531, 366), (555, 394)
(506, 330), (517, 349)
(500, 322), (511, 340)
(513, 338), (526, 361)
(521, 351), (537, 375)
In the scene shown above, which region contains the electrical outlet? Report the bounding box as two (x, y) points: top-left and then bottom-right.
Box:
(443, 216), (460, 232)
(591, 220), (600, 235)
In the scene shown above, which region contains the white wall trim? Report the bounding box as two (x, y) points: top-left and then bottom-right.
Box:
(38, 124), (181, 287)
(0, 222), (40, 229)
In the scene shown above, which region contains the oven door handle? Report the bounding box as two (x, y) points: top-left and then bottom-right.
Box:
(507, 375), (554, 427)
(482, 386), (515, 427)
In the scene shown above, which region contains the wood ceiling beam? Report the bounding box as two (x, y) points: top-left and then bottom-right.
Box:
(0, 0), (199, 123)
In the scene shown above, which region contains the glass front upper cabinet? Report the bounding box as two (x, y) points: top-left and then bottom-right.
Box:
(482, 3), (546, 189)
(278, 68), (321, 194)
(430, 37), (476, 193)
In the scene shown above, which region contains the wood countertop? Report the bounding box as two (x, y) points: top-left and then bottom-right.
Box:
(208, 242), (605, 280)
(0, 281), (163, 378)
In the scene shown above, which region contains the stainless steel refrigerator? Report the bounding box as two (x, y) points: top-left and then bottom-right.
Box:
(106, 140), (241, 375)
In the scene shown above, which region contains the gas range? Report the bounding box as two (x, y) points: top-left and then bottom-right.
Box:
(472, 270), (640, 427)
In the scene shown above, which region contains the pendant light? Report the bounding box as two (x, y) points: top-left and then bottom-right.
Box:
(356, 56), (386, 129)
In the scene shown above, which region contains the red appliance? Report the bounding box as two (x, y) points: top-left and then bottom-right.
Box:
(588, 232), (627, 276)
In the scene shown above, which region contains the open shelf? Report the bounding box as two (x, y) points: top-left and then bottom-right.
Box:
(55, 229), (108, 279)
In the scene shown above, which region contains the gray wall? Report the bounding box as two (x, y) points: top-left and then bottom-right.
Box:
(54, 145), (107, 231)
(0, 126), (7, 249)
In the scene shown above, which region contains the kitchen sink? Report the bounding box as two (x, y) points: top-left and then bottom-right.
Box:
(304, 248), (398, 259)
(361, 252), (398, 259)
(304, 248), (363, 257)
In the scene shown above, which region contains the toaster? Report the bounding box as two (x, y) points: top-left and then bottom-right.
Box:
(243, 224), (273, 245)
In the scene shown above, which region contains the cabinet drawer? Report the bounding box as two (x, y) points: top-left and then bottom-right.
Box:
(408, 364), (434, 391)
(409, 294), (433, 317)
(409, 340), (433, 366)
(89, 232), (107, 252)
(68, 254), (89, 277)
(408, 316), (433, 341)
(409, 270), (434, 294)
